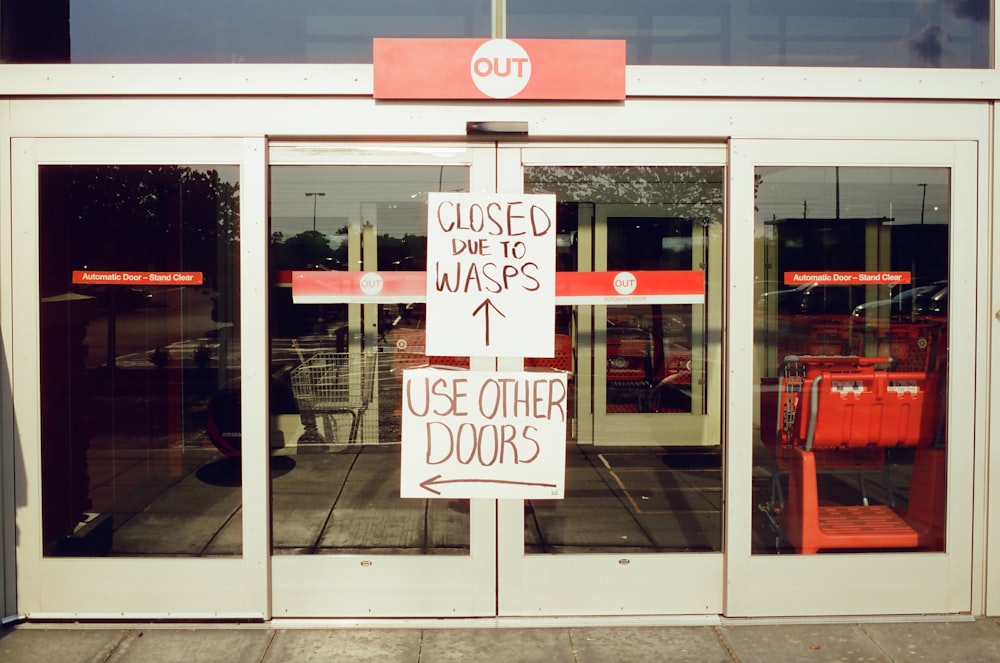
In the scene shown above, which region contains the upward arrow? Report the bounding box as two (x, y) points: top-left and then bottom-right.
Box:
(472, 298), (505, 347)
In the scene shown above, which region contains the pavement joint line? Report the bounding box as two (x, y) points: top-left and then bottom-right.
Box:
(256, 628), (279, 663)
(712, 624), (740, 662)
(859, 623), (897, 663)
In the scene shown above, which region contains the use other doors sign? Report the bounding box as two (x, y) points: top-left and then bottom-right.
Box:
(400, 368), (568, 499)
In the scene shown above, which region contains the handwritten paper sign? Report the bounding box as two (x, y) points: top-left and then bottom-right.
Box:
(400, 368), (567, 499)
(425, 192), (556, 358)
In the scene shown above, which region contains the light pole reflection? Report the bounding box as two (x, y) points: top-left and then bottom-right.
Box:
(305, 191), (325, 231)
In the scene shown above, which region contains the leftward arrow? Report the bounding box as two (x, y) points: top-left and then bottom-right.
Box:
(471, 297), (505, 347)
(419, 474), (557, 496)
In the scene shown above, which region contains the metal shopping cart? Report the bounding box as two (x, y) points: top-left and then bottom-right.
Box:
(291, 349), (377, 445)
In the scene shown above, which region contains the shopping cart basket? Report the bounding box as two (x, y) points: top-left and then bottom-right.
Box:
(775, 355), (944, 553)
(291, 349), (377, 444)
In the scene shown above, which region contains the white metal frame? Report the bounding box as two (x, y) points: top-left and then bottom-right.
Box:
(10, 136), (270, 619)
(0, 99), (14, 621)
(986, 109), (1000, 617)
(726, 138), (985, 617)
(2, 64), (1000, 102)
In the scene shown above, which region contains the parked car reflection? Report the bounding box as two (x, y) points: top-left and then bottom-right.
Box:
(757, 283), (867, 317)
(852, 280), (948, 321)
(756, 283), (814, 315)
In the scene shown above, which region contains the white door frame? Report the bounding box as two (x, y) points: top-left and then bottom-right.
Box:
(988, 112), (1000, 617)
(725, 138), (981, 617)
(11, 136), (270, 618)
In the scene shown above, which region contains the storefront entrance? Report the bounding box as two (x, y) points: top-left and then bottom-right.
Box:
(9, 127), (979, 620)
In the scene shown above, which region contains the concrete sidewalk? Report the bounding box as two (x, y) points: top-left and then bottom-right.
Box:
(3, 618), (1000, 663)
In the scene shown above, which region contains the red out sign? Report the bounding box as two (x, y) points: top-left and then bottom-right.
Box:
(374, 38), (625, 101)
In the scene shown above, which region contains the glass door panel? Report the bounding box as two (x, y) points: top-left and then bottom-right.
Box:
(267, 144), (496, 617)
(500, 146), (726, 616)
(728, 139), (976, 617)
(14, 137), (265, 618)
(39, 163), (243, 558)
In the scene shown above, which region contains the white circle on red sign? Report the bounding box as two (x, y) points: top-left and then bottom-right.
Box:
(359, 272), (384, 296)
(614, 271), (637, 295)
(470, 40), (531, 99)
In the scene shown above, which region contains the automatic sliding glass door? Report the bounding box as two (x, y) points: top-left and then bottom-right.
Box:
(499, 145), (727, 616)
(267, 144), (497, 617)
(13, 137), (267, 618)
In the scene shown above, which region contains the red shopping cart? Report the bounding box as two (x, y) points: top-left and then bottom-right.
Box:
(775, 355), (945, 554)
